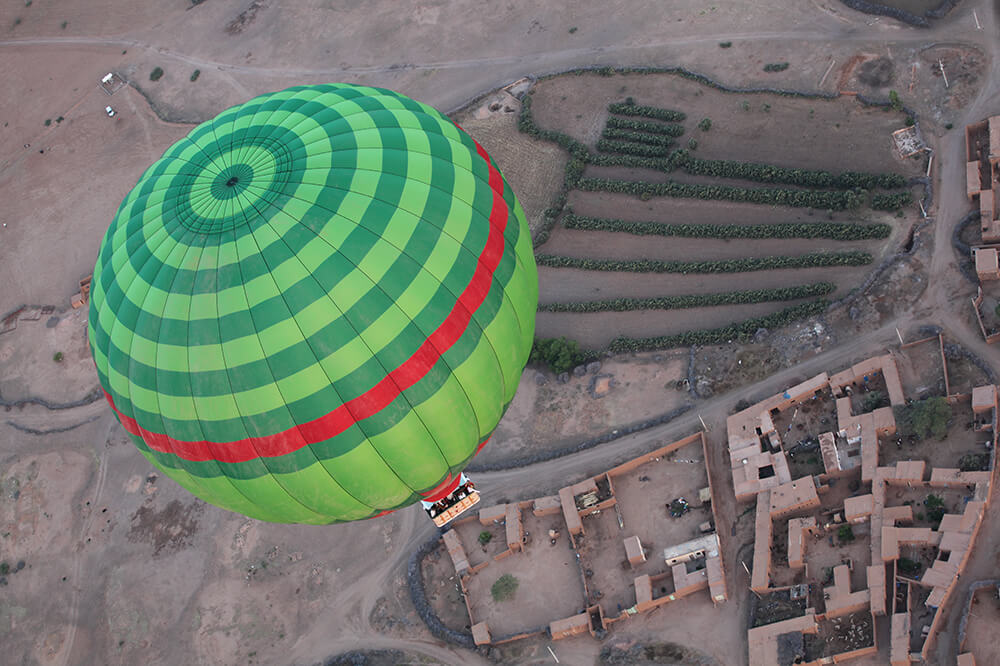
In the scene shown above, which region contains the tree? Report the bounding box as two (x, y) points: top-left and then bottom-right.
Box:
(530, 337), (587, 374)
(491, 573), (519, 602)
(900, 397), (951, 439)
(150, 67), (164, 82)
(861, 390), (886, 413)
(837, 524), (855, 543)
(478, 531), (492, 546)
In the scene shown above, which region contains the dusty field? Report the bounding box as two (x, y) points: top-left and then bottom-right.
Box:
(453, 95), (567, 237)
(961, 586), (1000, 664)
(530, 71), (920, 173)
(478, 351), (690, 467)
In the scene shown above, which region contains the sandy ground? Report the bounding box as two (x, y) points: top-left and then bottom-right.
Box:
(0, 0), (999, 664)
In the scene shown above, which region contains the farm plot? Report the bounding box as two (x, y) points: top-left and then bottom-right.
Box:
(523, 70), (922, 351)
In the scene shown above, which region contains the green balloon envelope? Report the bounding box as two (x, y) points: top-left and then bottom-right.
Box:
(89, 83), (537, 524)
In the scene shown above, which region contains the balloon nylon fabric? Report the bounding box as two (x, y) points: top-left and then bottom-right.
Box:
(89, 83), (537, 524)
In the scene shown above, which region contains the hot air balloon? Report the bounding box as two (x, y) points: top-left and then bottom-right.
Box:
(89, 83), (537, 525)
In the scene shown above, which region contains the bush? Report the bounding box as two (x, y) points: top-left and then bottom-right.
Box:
(763, 63), (790, 73)
(190, 69), (201, 82)
(150, 67), (164, 81)
(53, 352), (63, 362)
(895, 397), (950, 440)
(575, 176), (865, 210)
(718, 41), (732, 48)
(861, 390), (887, 413)
(958, 454), (989, 472)
(539, 282), (835, 313)
(605, 116), (685, 136)
(608, 102), (686, 122)
(564, 214), (891, 241)
(536, 251), (871, 274)
(606, 301), (828, 352)
(0, 562), (8, 575)
(698, 117), (712, 132)
(888, 90), (904, 112)
(478, 531), (492, 545)
(491, 573), (519, 602)
(837, 524), (855, 542)
(925, 494), (945, 525)
(44, 119), (51, 127)
(687, 138), (698, 150)
(530, 337), (589, 374)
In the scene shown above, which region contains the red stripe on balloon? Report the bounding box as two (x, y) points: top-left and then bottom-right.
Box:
(104, 137), (509, 466)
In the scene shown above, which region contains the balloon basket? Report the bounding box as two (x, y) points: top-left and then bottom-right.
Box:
(422, 476), (480, 527)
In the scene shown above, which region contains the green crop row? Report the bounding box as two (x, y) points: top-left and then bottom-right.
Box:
(587, 154), (675, 170)
(596, 138), (672, 157)
(539, 282), (835, 313)
(870, 191), (914, 211)
(606, 300), (829, 352)
(535, 250), (872, 274)
(602, 127), (676, 146)
(563, 214), (892, 240)
(576, 176), (865, 209)
(608, 101), (686, 122)
(606, 116), (686, 136)
(672, 151), (907, 190)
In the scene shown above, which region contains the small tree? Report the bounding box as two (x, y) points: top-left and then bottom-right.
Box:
(925, 494), (945, 525)
(698, 117), (712, 132)
(491, 573), (519, 602)
(837, 524), (855, 543)
(861, 390), (886, 413)
(530, 337), (586, 374)
(478, 531), (492, 546)
(888, 90), (903, 112)
(150, 67), (164, 82)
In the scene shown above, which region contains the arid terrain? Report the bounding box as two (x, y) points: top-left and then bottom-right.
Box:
(1, 1), (999, 665)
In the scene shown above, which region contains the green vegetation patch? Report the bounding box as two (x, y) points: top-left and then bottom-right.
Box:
(564, 214), (891, 240)
(491, 574), (519, 602)
(606, 300), (828, 352)
(608, 101), (686, 122)
(536, 251), (872, 274)
(539, 282), (835, 313)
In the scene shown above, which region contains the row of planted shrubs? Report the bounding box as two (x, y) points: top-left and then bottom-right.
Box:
(576, 176), (866, 209)
(608, 101), (686, 122)
(606, 300), (829, 352)
(671, 151), (906, 189)
(596, 138), (671, 157)
(602, 127), (676, 146)
(563, 214), (891, 240)
(606, 116), (686, 136)
(539, 282), (835, 312)
(535, 250), (872, 273)
(871, 191), (914, 210)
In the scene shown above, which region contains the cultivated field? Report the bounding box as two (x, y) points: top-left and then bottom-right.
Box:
(521, 71), (924, 349)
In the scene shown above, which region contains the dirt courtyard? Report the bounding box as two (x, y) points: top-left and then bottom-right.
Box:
(463, 511), (586, 638)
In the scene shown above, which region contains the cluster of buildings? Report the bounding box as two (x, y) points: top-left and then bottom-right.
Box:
(431, 343), (995, 663)
(731, 348), (996, 665)
(436, 433), (727, 646)
(966, 116), (1000, 343)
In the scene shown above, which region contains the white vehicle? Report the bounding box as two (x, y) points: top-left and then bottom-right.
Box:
(105, 106), (116, 117)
